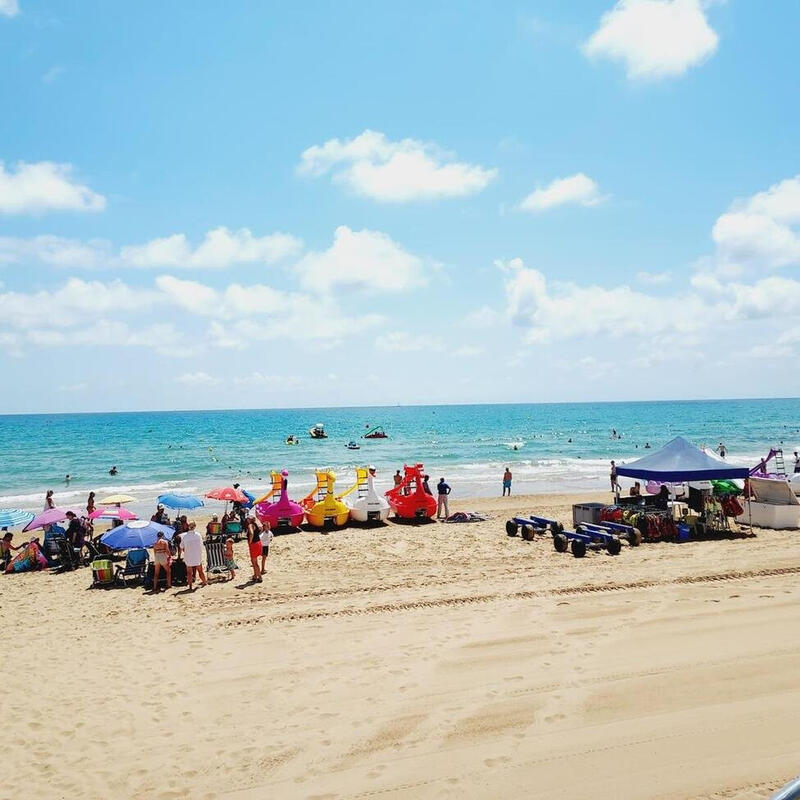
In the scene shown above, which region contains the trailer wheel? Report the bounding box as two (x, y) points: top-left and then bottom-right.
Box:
(549, 521), (564, 536)
(606, 537), (622, 556)
(553, 533), (568, 553)
(628, 528), (642, 547)
(571, 539), (587, 558)
(521, 525), (535, 541)
(505, 520), (518, 537)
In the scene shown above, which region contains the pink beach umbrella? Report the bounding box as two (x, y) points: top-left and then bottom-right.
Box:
(205, 487), (248, 503)
(23, 506), (81, 532)
(89, 506), (138, 521)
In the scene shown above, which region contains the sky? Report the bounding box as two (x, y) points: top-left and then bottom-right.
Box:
(1, 0), (799, 413)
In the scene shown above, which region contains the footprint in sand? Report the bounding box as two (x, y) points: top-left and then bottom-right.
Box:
(485, 756), (512, 767)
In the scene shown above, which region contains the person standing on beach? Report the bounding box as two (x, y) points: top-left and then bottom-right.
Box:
(259, 520), (273, 576)
(436, 478), (451, 519)
(246, 516), (262, 583)
(794, 451), (800, 473)
(152, 531), (172, 593)
(610, 461), (621, 495)
(86, 492), (96, 515)
(44, 490), (54, 510)
(181, 522), (207, 590)
(717, 442), (727, 458)
(502, 468), (512, 497)
(422, 474), (432, 495)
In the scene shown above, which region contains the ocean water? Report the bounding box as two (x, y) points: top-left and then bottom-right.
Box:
(2, 399), (799, 516)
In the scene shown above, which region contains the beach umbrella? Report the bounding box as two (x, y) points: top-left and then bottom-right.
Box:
(205, 487), (247, 503)
(99, 493), (136, 506)
(0, 509), (35, 528)
(100, 519), (174, 550)
(89, 506), (138, 521)
(157, 493), (204, 511)
(23, 506), (80, 532)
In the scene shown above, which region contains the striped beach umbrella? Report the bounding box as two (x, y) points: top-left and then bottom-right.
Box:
(0, 509), (35, 528)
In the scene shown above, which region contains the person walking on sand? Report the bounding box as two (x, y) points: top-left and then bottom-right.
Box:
(259, 520), (274, 576)
(610, 461), (621, 495)
(181, 522), (207, 590)
(86, 491), (96, 515)
(436, 477), (451, 519)
(502, 467), (512, 497)
(246, 516), (262, 583)
(224, 536), (238, 581)
(152, 530), (172, 593)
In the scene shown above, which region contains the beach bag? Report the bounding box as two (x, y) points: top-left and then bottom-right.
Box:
(171, 559), (187, 586)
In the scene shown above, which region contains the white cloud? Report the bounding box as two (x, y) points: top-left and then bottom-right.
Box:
(0, 0), (19, 18)
(177, 371), (220, 386)
(375, 331), (443, 352)
(583, 0), (718, 80)
(453, 345), (485, 357)
(712, 176), (800, 270)
(520, 173), (605, 212)
(298, 129), (496, 202)
(294, 225), (427, 293)
(498, 257), (707, 343)
(0, 161), (105, 214)
(465, 306), (500, 328)
(0, 235), (111, 267)
(636, 270), (671, 284)
(154, 274), (383, 346)
(119, 227), (302, 269)
(0, 227), (302, 270)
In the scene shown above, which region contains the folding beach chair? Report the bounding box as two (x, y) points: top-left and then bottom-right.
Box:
(205, 540), (228, 579)
(55, 535), (80, 571)
(114, 548), (149, 586)
(90, 559), (115, 588)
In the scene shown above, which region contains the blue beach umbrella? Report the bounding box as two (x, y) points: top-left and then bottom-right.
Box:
(100, 520), (175, 550)
(0, 509), (35, 528)
(157, 493), (204, 511)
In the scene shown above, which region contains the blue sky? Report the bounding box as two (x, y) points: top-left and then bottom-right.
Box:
(1, 0), (799, 412)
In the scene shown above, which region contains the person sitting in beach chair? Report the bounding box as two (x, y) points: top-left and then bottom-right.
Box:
(114, 548), (149, 586)
(205, 515), (222, 540)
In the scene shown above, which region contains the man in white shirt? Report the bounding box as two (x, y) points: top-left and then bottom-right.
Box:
(181, 521), (207, 590)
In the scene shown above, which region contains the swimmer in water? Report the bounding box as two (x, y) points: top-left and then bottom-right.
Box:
(109, 465), (118, 475)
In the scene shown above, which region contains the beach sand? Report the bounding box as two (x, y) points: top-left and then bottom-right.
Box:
(2, 491), (799, 799)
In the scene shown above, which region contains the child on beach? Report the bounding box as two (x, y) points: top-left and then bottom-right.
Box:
(224, 536), (238, 581)
(259, 522), (273, 576)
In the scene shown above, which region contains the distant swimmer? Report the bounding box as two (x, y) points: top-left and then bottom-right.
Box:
(512, 445), (518, 451)
(65, 474), (70, 485)
(612, 429), (617, 439)
(567, 438), (572, 443)
(109, 465), (118, 476)
(644, 442), (651, 449)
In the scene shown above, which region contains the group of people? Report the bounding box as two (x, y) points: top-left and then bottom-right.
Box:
(147, 502), (274, 591)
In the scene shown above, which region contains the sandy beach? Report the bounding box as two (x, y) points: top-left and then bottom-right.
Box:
(3, 490), (799, 800)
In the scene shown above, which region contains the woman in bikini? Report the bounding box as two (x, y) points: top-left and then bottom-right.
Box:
(86, 492), (96, 515)
(152, 531), (172, 593)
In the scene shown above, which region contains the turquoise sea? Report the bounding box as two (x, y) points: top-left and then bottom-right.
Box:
(2, 399), (799, 515)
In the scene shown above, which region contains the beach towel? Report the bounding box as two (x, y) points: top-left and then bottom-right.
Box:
(444, 512), (489, 523)
(5, 542), (47, 573)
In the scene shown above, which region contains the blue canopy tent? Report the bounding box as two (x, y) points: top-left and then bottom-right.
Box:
(616, 437), (749, 482)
